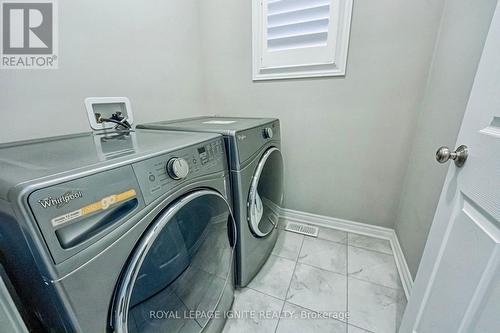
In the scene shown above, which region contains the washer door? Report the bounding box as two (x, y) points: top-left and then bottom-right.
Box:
(248, 147), (284, 237)
(113, 190), (236, 333)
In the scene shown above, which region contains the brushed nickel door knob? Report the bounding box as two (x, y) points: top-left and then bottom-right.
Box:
(436, 145), (468, 167)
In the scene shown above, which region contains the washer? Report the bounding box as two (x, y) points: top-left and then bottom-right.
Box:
(137, 117), (284, 287)
(0, 264), (28, 333)
(0, 129), (236, 333)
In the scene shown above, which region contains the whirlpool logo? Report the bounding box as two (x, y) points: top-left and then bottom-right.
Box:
(1, 0), (58, 69)
(38, 191), (83, 209)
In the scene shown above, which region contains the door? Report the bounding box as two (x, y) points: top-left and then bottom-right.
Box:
(400, 3), (500, 332)
(113, 190), (236, 333)
(247, 147), (284, 237)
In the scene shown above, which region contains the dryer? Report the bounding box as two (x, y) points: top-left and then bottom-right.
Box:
(0, 129), (236, 333)
(137, 117), (284, 287)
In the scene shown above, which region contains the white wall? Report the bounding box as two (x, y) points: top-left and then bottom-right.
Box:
(198, 0), (445, 228)
(395, 0), (498, 277)
(0, 0), (204, 143)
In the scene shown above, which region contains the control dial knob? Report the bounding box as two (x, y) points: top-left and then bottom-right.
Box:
(167, 158), (189, 180)
(263, 127), (274, 139)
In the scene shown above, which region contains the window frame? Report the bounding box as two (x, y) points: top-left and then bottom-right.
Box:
(252, 0), (354, 81)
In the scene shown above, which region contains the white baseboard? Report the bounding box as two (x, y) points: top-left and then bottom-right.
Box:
(280, 208), (413, 299)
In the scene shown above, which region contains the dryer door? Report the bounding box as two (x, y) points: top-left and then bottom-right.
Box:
(113, 190), (236, 333)
(248, 147), (284, 237)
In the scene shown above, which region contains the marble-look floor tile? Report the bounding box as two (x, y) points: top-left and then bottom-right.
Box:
(287, 263), (347, 316)
(171, 266), (223, 315)
(276, 302), (346, 333)
(348, 278), (406, 333)
(248, 255), (296, 300)
(191, 222), (232, 279)
(222, 288), (282, 333)
(278, 218), (287, 230)
(348, 246), (402, 289)
(272, 230), (304, 261)
(224, 227), (408, 333)
(298, 237), (346, 274)
(317, 226), (347, 244)
(130, 286), (201, 333)
(348, 324), (374, 332)
(348, 233), (392, 254)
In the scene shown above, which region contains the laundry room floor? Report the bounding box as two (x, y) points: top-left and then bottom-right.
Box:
(222, 221), (407, 333)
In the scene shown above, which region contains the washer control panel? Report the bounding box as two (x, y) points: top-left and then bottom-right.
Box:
(197, 139), (223, 165)
(133, 137), (226, 204)
(166, 158), (190, 180)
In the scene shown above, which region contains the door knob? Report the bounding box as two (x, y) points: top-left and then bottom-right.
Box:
(435, 145), (468, 167)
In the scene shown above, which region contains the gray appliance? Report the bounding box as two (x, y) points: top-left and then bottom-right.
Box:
(0, 129), (236, 333)
(0, 265), (28, 333)
(137, 117), (283, 287)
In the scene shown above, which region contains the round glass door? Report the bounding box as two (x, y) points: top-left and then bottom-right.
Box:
(113, 190), (236, 333)
(248, 147), (284, 237)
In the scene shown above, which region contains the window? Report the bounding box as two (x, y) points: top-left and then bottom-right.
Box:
(252, 0), (353, 80)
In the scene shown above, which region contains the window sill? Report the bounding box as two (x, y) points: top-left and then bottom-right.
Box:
(253, 64), (347, 81)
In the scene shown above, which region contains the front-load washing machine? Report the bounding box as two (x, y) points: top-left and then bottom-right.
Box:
(137, 117), (284, 287)
(0, 129), (236, 333)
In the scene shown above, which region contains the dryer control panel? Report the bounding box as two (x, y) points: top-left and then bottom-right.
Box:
(231, 120), (280, 170)
(132, 137), (226, 205)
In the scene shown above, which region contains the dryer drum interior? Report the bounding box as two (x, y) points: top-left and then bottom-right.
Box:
(248, 147), (284, 238)
(112, 190), (236, 333)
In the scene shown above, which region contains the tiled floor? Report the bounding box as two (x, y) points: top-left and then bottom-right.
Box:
(222, 220), (407, 333)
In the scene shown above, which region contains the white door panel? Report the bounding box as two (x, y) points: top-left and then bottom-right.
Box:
(415, 197), (500, 332)
(400, 1), (500, 332)
(469, 264), (500, 331)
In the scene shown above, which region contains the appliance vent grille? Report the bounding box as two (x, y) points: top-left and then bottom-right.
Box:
(285, 221), (319, 237)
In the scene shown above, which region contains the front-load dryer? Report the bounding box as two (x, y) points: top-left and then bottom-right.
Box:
(0, 129), (236, 333)
(137, 117), (284, 287)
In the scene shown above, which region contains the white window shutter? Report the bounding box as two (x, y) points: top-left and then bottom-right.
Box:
(253, 0), (353, 80)
(266, 0), (331, 51)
